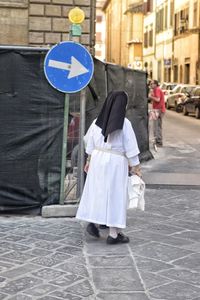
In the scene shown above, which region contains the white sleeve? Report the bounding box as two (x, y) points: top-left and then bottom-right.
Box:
(84, 121), (95, 155)
(123, 119), (140, 158)
(128, 155), (140, 167)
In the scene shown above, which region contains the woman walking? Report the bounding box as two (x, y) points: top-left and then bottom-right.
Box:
(76, 90), (141, 244)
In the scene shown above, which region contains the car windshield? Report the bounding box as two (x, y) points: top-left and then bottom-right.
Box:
(172, 85), (181, 93)
(160, 83), (167, 89)
(194, 88), (200, 96)
(168, 84), (177, 90)
(160, 83), (177, 90)
(184, 86), (196, 93)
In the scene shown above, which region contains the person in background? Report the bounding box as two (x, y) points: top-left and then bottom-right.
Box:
(76, 90), (141, 245)
(148, 80), (166, 147)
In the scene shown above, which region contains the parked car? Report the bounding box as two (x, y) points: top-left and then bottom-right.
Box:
(160, 82), (177, 103)
(182, 86), (200, 119)
(166, 84), (196, 112)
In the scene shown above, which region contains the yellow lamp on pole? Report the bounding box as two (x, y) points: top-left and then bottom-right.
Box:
(68, 7), (85, 24)
(68, 7), (85, 37)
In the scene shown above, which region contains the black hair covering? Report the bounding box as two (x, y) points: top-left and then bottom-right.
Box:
(95, 90), (128, 142)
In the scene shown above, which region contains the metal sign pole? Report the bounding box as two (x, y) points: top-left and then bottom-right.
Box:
(59, 93), (69, 205)
(79, 88), (86, 195)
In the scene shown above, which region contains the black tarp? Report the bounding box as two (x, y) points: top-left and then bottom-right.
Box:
(86, 58), (152, 161)
(0, 48), (152, 213)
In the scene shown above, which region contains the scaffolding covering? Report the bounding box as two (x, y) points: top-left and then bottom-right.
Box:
(0, 48), (152, 213)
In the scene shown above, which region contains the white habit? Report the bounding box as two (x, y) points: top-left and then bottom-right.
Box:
(76, 118), (140, 228)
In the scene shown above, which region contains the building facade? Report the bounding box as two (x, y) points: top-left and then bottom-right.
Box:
(143, 0), (200, 84)
(103, 0), (144, 69)
(173, 0), (200, 84)
(95, 0), (106, 61)
(0, 0), (96, 53)
(143, 0), (154, 78)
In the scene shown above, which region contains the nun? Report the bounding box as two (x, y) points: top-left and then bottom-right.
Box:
(76, 90), (141, 244)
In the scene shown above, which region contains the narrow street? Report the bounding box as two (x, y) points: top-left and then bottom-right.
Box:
(143, 108), (200, 186)
(164, 109), (200, 150)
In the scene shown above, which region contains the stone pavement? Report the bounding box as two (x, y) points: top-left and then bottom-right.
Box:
(142, 145), (200, 189)
(1, 111), (200, 299)
(0, 186), (200, 300)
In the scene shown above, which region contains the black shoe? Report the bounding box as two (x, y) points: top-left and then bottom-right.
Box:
(86, 223), (100, 238)
(99, 225), (109, 229)
(117, 233), (130, 243)
(106, 232), (129, 244)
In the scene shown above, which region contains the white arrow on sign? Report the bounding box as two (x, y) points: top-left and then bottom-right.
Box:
(48, 56), (89, 79)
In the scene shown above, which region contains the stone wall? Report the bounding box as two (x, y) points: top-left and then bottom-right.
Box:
(0, 0), (29, 45)
(0, 0), (96, 52)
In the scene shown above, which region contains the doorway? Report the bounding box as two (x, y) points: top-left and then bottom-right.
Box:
(184, 63), (190, 83)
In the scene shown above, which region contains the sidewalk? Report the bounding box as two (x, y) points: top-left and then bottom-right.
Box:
(1, 143), (200, 299)
(0, 185), (200, 300)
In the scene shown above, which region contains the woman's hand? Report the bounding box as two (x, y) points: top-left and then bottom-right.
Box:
(84, 161), (90, 173)
(84, 155), (91, 173)
(133, 168), (142, 178)
(129, 165), (142, 178)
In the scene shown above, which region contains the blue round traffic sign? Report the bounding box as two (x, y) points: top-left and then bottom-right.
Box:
(44, 41), (94, 93)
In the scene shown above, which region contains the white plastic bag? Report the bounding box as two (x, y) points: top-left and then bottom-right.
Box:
(127, 175), (145, 211)
(148, 109), (159, 120)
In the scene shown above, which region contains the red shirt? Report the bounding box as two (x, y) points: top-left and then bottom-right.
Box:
(152, 86), (166, 113)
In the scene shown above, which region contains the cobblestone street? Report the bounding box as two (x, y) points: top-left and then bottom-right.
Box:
(0, 188), (200, 299)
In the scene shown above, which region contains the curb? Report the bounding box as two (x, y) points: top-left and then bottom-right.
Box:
(42, 204), (78, 218)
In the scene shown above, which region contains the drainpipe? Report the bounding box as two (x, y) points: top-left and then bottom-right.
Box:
(119, 0), (122, 64)
(198, 1), (200, 85)
(171, 0), (174, 83)
(90, 0), (96, 55)
(154, 5), (157, 79)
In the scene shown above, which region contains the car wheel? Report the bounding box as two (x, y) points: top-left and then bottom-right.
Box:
(175, 102), (181, 112)
(183, 106), (188, 116)
(195, 107), (200, 119)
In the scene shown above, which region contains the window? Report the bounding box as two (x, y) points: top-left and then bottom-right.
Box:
(184, 64), (190, 84)
(156, 6), (164, 33)
(181, 87), (187, 93)
(134, 44), (142, 58)
(144, 30), (148, 48)
(174, 6), (189, 35)
(185, 7), (189, 29)
(95, 50), (102, 57)
(96, 32), (102, 42)
(164, 68), (168, 81)
(165, 4), (168, 29)
(170, 1), (174, 26)
(185, 86), (195, 94)
(174, 13), (179, 35)
(144, 0), (153, 14)
(161, 7), (164, 31)
(147, 0), (153, 12)
(149, 26), (153, 47)
(195, 88), (200, 96)
(96, 15), (102, 23)
(157, 61), (161, 82)
(174, 65), (178, 82)
(180, 65), (183, 82)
